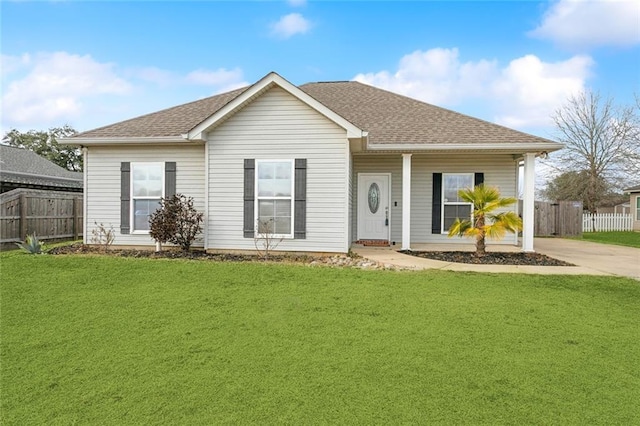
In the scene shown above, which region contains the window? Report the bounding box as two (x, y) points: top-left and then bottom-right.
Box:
(131, 163), (163, 232)
(636, 196), (640, 221)
(256, 160), (294, 237)
(442, 173), (473, 232)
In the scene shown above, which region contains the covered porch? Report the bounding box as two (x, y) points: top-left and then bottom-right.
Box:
(351, 151), (539, 252)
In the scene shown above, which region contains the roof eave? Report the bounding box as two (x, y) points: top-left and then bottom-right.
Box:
(365, 141), (564, 154)
(62, 136), (197, 146)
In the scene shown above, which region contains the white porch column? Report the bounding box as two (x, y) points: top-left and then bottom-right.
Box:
(402, 154), (412, 250)
(522, 153), (535, 252)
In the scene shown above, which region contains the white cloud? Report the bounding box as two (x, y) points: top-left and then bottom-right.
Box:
(354, 48), (594, 130)
(529, 0), (640, 49)
(1, 53), (31, 77)
(1, 52), (131, 127)
(185, 67), (248, 92)
(270, 13), (311, 39)
(0, 51), (249, 132)
(492, 54), (593, 128)
(354, 48), (496, 105)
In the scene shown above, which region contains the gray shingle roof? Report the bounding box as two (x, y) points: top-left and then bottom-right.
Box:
(74, 79), (556, 146)
(0, 145), (83, 190)
(75, 87), (246, 138)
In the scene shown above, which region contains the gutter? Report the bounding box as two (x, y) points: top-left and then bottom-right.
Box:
(61, 135), (197, 146)
(365, 141), (564, 153)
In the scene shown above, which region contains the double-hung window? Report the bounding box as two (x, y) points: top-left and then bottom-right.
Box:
(442, 173), (473, 232)
(636, 196), (640, 221)
(131, 162), (163, 232)
(256, 160), (294, 237)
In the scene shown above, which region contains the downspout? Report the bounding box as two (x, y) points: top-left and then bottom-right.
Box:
(82, 147), (88, 244)
(203, 139), (210, 251)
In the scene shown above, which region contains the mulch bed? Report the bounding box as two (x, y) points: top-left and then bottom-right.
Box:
(399, 250), (575, 266)
(49, 244), (574, 268)
(48, 243), (312, 263)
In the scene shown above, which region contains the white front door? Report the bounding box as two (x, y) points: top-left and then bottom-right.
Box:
(357, 174), (390, 241)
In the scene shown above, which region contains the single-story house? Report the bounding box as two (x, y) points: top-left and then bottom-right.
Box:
(0, 145), (83, 193)
(67, 72), (562, 254)
(624, 184), (640, 231)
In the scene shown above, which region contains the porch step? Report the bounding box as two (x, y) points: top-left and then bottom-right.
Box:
(355, 239), (390, 247)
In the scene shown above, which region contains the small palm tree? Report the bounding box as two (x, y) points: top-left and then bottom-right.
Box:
(447, 184), (522, 257)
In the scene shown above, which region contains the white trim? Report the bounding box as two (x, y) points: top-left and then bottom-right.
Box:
(441, 173), (474, 234)
(82, 147), (88, 244)
(344, 144), (351, 253)
(521, 153), (535, 252)
(254, 159), (295, 239)
(514, 159), (519, 246)
(62, 136), (192, 146)
(366, 142), (562, 153)
(203, 141), (210, 249)
(357, 173), (391, 242)
(401, 154), (411, 250)
(188, 72), (365, 140)
(130, 162), (164, 234)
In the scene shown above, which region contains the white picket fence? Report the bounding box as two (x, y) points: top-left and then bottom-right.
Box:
(582, 213), (633, 232)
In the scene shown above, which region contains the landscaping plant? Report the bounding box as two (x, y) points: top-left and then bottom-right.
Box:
(254, 218), (284, 260)
(448, 184), (522, 256)
(149, 194), (203, 251)
(15, 232), (44, 254)
(90, 222), (115, 252)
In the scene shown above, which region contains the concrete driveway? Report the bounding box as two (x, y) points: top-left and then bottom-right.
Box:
(353, 238), (640, 280)
(534, 238), (640, 280)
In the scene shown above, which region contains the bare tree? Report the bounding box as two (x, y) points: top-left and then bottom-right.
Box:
(254, 219), (283, 260)
(551, 91), (639, 213)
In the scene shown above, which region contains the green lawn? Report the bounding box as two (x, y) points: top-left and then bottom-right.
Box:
(2, 253), (639, 425)
(580, 231), (640, 248)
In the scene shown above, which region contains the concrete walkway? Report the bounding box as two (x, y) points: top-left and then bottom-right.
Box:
(352, 238), (640, 280)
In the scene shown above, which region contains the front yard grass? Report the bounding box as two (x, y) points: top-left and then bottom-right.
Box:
(2, 253), (639, 424)
(580, 231), (640, 248)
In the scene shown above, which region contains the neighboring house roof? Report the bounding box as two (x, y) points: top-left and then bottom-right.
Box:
(71, 72), (560, 152)
(0, 145), (83, 191)
(624, 184), (640, 192)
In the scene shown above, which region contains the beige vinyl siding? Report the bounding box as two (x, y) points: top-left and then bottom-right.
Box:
(207, 87), (349, 253)
(352, 153), (518, 244)
(85, 145), (205, 247)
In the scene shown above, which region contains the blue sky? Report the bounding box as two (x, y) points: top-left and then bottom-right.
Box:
(1, 0), (638, 138)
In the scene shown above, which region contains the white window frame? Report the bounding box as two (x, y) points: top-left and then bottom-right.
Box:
(131, 162), (164, 234)
(441, 173), (474, 234)
(255, 159), (295, 239)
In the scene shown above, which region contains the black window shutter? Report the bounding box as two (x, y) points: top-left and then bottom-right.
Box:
(120, 162), (131, 234)
(294, 159), (307, 239)
(243, 159), (255, 238)
(432, 173), (442, 234)
(165, 162), (177, 197)
(474, 172), (484, 187)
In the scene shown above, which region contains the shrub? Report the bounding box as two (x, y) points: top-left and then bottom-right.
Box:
(254, 218), (283, 260)
(149, 194), (203, 251)
(90, 222), (115, 252)
(15, 233), (44, 254)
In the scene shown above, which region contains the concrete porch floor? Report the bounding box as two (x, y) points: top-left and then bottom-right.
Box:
(351, 239), (640, 280)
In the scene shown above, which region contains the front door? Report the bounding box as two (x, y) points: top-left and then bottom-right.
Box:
(357, 174), (390, 241)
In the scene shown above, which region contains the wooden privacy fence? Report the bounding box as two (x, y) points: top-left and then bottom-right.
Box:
(0, 188), (83, 249)
(531, 200), (583, 237)
(582, 213), (633, 232)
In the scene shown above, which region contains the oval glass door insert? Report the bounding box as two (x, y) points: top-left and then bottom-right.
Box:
(368, 183), (380, 213)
